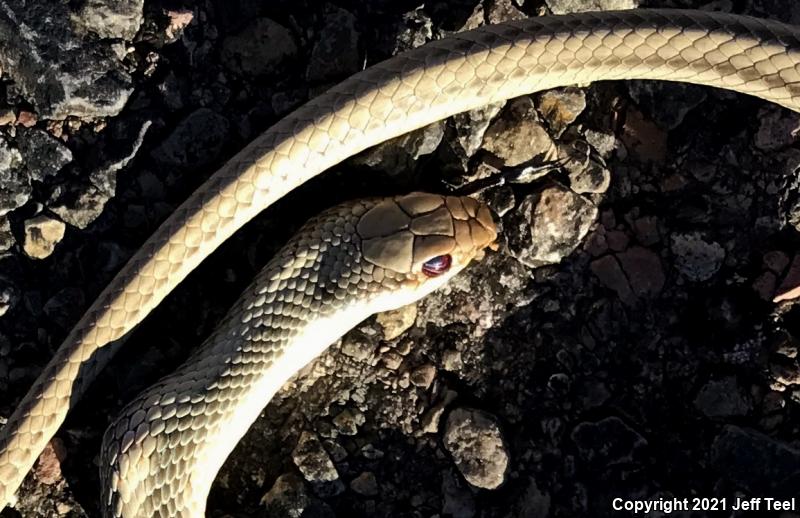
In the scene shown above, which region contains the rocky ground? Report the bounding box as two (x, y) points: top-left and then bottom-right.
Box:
(1, 0), (800, 516)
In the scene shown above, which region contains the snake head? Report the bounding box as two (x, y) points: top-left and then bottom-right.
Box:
(356, 192), (497, 309)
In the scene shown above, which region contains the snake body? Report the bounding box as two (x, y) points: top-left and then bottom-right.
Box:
(1, 8), (799, 517)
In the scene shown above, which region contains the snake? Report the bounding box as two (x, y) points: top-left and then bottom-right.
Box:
(0, 7), (799, 517)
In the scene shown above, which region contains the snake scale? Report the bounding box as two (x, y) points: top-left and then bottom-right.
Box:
(1, 8), (799, 517)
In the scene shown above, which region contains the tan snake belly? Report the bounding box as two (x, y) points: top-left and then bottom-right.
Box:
(1, 8), (799, 517)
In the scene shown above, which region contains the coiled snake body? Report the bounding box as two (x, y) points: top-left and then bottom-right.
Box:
(1, 8), (799, 517)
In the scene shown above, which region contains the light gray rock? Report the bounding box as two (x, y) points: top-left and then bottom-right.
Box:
(0, 0), (134, 118)
(261, 473), (310, 518)
(443, 408), (508, 490)
(292, 431), (343, 497)
(71, 0), (144, 40)
(0, 136), (27, 216)
(546, 0), (639, 14)
(17, 128), (73, 181)
(507, 183), (598, 267)
(482, 98), (557, 167)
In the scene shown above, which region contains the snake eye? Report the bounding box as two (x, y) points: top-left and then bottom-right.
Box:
(422, 254), (452, 277)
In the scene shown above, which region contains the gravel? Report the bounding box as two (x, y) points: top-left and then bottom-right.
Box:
(0, 1), (799, 517)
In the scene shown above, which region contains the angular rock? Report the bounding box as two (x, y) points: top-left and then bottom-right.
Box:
(17, 128), (73, 181)
(451, 101), (505, 159)
(23, 215), (66, 259)
(754, 104), (800, 151)
(617, 246), (664, 299)
(694, 377), (752, 418)
(0, 0), (134, 118)
(354, 121), (444, 174)
(443, 408), (508, 490)
(537, 88), (586, 136)
(0, 136), (27, 216)
(0, 217), (13, 253)
(221, 18), (298, 76)
(152, 108), (230, 167)
(349, 472), (378, 496)
(292, 431), (343, 497)
(571, 417), (647, 468)
(507, 183), (598, 267)
(261, 473), (311, 518)
(670, 232), (725, 282)
(546, 0), (639, 13)
(306, 6), (360, 82)
(71, 0), (145, 40)
(375, 303), (417, 340)
(482, 98), (557, 167)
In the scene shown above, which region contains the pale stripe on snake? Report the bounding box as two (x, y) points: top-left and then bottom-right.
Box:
(0, 8), (799, 517)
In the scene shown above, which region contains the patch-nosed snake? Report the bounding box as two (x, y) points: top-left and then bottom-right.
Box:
(1, 8), (799, 517)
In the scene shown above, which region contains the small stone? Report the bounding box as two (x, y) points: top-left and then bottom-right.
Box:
(17, 128), (73, 181)
(754, 105), (800, 151)
(261, 473), (310, 518)
(616, 246), (664, 299)
(71, 0), (145, 40)
(0, 280), (19, 317)
(451, 102), (506, 158)
(591, 255), (634, 305)
(410, 364), (436, 389)
(486, 0), (526, 24)
(332, 409), (363, 436)
(571, 417), (647, 468)
(482, 98), (557, 167)
(421, 389), (458, 434)
(164, 9), (193, 42)
(0, 109), (15, 126)
(16, 111), (37, 128)
(752, 271), (777, 301)
(442, 349), (463, 371)
(546, 0), (638, 13)
(349, 472), (378, 496)
(354, 122), (444, 173)
(33, 438), (67, 485)
(621, 107), (667, 162)
(537, 88), (586, 136)
(585, 129), (616, 157)
(152, 108), (230, 167)
(670, 232), (725, 282)
(23, 215), (66, 259)
(694, 377), (751, 417)
(559, 142), (611, 194)
(381, 351), (403, 370)
(443, 408), (508, 490)
(340, 332), (375, 361)
(306, 6), (360, 82)
(507, 183), (598, 267)
(376, 303), (417, 340)
(221, 18), (298, 76)
(292, 431), (343, 496)
(50, 184), (111, 229)
(0, 137), (27, 216)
